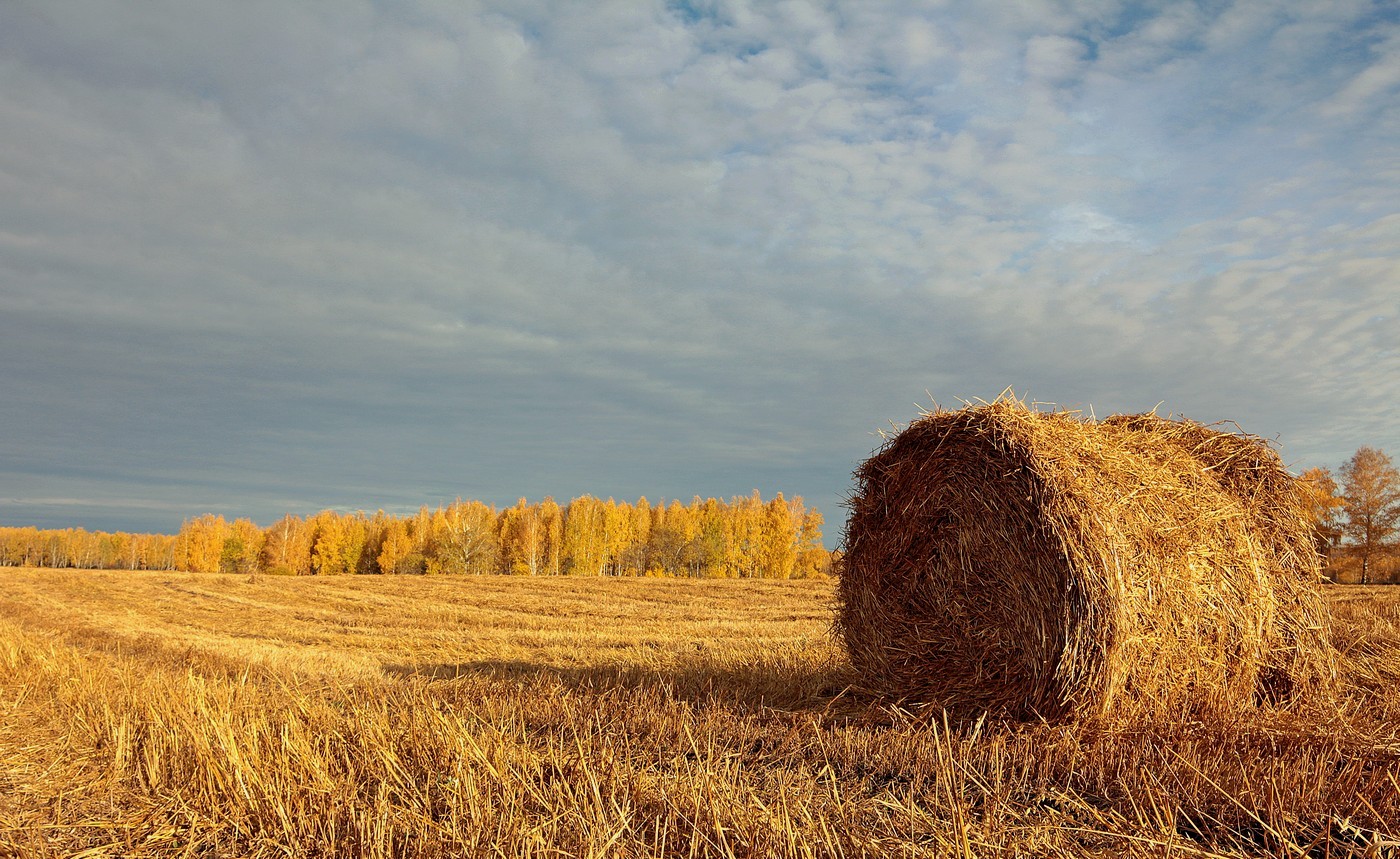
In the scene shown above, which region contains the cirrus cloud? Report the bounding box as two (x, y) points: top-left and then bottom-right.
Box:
(1, 0), (1396, 536)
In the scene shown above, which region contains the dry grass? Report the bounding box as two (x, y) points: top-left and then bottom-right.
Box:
(1, 568), (1398, 857)
(838, 402), (1335, 722)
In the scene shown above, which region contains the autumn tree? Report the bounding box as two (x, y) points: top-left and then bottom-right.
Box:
(259, 514), (313, 575)
(621, 497), (653, 576)
(0, 526), (176, 570)
(757, 494), (799, 579)
(0, 527), (40, 567)
(127, 532), (177, 570)
(538, 497), (563, 576)
(1298, 466), (1344, 562)
(1338, 446), (1400, 585)
(220, 518), (264, 574)
(65, 529), (100, 569)
(105, 531), (134, 570)
(429, 500), (499, 575)
(647, 500), (698, 577)
(561, 496), (607, 575)
(792, 504), (830, 579)
(309, 511), (368, 576)
(688, 497), (728, 577)
(376, 518), (418, 575)
(0, 529), (19, 566)
(500, 498), (552, 576)
(601, 499), (633, 576)
(1, 492), (828, 580)
(721, 492), (766, 577)
(308, 512), (345, 576)
(176, 514), (230, 573)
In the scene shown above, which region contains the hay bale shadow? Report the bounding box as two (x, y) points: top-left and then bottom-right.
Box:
(381, 651), (868, 717)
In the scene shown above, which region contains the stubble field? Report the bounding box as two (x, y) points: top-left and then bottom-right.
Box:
(1, 569), (1397, 857)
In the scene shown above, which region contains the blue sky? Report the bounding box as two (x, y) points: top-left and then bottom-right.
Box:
(1, 1), (1397, 542)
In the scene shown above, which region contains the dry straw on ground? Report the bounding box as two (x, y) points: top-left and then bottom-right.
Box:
(1, 570), (1395, 855)
(838, 398), (1337, 722)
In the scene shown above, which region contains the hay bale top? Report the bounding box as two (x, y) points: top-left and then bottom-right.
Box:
(837, 399), (1334, 722)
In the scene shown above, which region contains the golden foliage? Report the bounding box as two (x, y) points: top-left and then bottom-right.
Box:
(0, 494), (833, 580)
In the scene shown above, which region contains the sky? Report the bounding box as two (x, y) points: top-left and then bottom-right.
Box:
(1, 1), (1398, 542)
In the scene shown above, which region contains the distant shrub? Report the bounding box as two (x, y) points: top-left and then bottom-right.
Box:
(396, 553), (429, 576)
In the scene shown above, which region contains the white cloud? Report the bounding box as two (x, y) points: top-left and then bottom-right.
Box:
(1319, 31), (1400, 117)
(1025, 35), (1086, 84)
(1, 0), (1397, 532)
(1048, 204), (1138, 245)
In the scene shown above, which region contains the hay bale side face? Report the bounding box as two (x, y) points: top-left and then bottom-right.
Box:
(1103, 413), (1337, 702)
(838, 402), (1298, 721)
(838, 408), (1077, 719)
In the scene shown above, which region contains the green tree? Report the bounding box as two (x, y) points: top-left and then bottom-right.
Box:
(220, 518), (264, 574)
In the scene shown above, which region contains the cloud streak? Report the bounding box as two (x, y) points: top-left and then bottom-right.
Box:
(1, 1), (1397, 536)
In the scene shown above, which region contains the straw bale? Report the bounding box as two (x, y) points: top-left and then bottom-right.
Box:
(837, 400), (1336, 722)
(1102, 413), (1336, 703)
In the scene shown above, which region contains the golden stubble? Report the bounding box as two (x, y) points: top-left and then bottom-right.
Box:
(1, 569), (1397, 858)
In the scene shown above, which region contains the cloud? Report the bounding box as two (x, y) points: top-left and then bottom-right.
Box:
(1048, 204), (1139, 245)
(1025, 34), (1087, 85)
(1, 1), (1397, 534)
(1319, 29), (1400, 118)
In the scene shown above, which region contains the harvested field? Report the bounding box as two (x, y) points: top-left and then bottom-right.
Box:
(1, 569), (1398, 857)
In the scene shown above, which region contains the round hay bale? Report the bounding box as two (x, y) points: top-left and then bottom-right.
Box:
(1102, 413), (1336, 704)
(837, 400), (1335, 722)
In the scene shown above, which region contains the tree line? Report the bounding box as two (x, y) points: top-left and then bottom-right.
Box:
(8, 447), (1395, 584)
(1301, 446), (1400, 584)
(0, 493), (833, 580)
